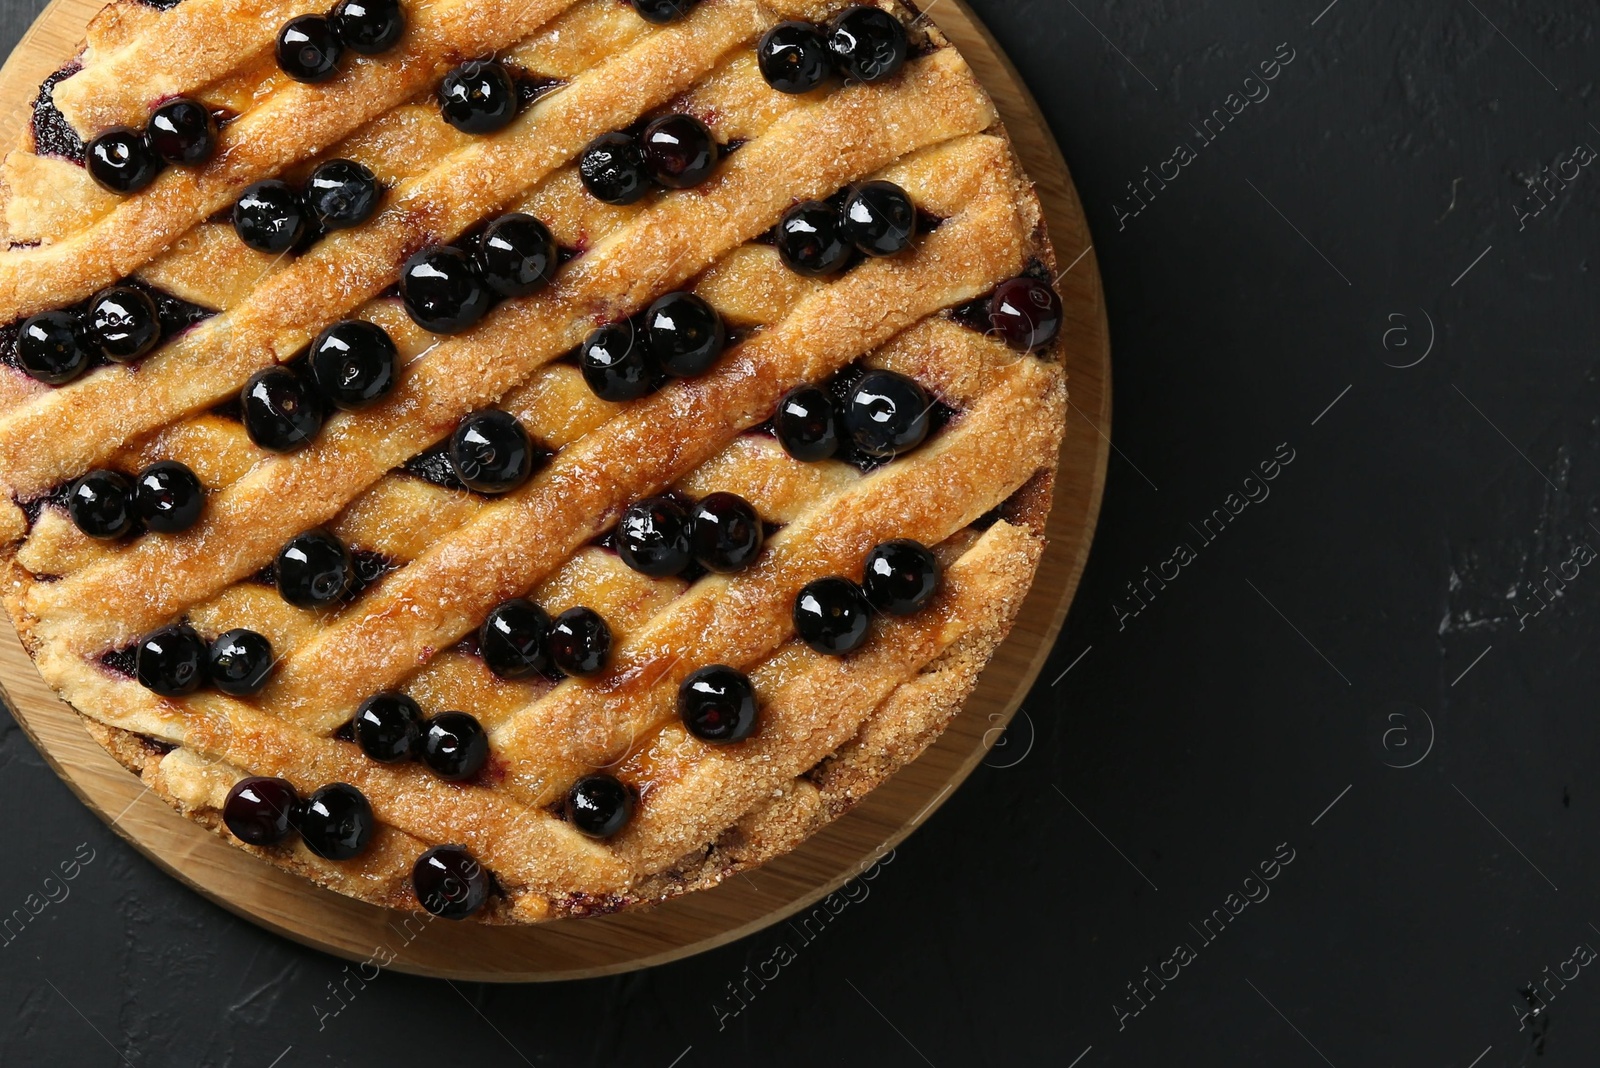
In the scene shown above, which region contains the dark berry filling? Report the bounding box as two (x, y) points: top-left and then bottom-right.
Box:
(31, 63), (85, 164)
(399, 442), (467, 490)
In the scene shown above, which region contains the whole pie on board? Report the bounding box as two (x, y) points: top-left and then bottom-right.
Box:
(0, 0), (1066, 922)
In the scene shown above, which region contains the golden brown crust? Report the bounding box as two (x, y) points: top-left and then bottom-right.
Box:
(0, 0), (1068, 921)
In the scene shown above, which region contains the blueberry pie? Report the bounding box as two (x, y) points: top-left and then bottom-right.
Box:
(0, 0), (1068, 923)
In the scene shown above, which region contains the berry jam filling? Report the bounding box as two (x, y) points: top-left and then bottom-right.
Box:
(135, 0), (185, 9)
(98, 643), (140, 678)
(515, 73), (567, 107)
(31, 63), (85, 164)
(18, 480), (75, 527)
(399, 442), (465, 490)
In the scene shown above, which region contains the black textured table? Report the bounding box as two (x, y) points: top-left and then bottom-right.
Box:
(1, 1), (1596, 1065)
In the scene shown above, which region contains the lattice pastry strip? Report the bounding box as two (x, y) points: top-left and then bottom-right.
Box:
(0, 0), (1070, 920)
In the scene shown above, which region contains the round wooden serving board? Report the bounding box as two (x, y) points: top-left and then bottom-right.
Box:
(0, 0), (1110, 981)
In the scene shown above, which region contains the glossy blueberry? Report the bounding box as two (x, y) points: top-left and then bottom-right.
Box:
(565, 774), (634, 838)
(447, 409), (535, 494)
(15, 311), (89, 384)
(297, 783), (374, 860)
(645, 291), (725, 377)
(133, 460), (204, 533)
(232, 179), (307, 253)
(399, 245), (492, 334)
(85, 285), (161, 362)
(147, 98), (218, 166)
(776, 200), (852, 277)
(86, 127), (161, 194)
(413, 844), (489, 919)
(826, 5), (909, 84)
(275, 529), (352, 609)
(988, 275), (1063, 352)
(842, 180), (915, 257)
(223, 776), (299, 845)
(353, 692), (425, 762)
(422, 711), (489, 781)
(629, 0), (695, 23)
(579, 319), (656, 402)
(330, 0), (405, 55)
(792, 576), (871, 655)
(242, 366), (324, 452)
(135, 623), (207, 696)
(479, 598), (551, 679)
(862, 538), (939, 616)
(277, 14), (343, 83)
(690, 492), (763, 573)
(549, 606), (611, 677)
(68, 469), (135, 539)
(309, 320), (397, 410)
(641, 113), (719, 191)
(579, 132), (650, 206)
(758, 21), (832, 95)
(208, 628), (275, 696)
(774, 384), (840, 462)
(678, 664), (758, 742)
(843, 369), (930, 459)
(438, 59), (518, 135)
(475, 213), (558, 298)
(617, 496), (692, 578)
(304, 158), (380, 231)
